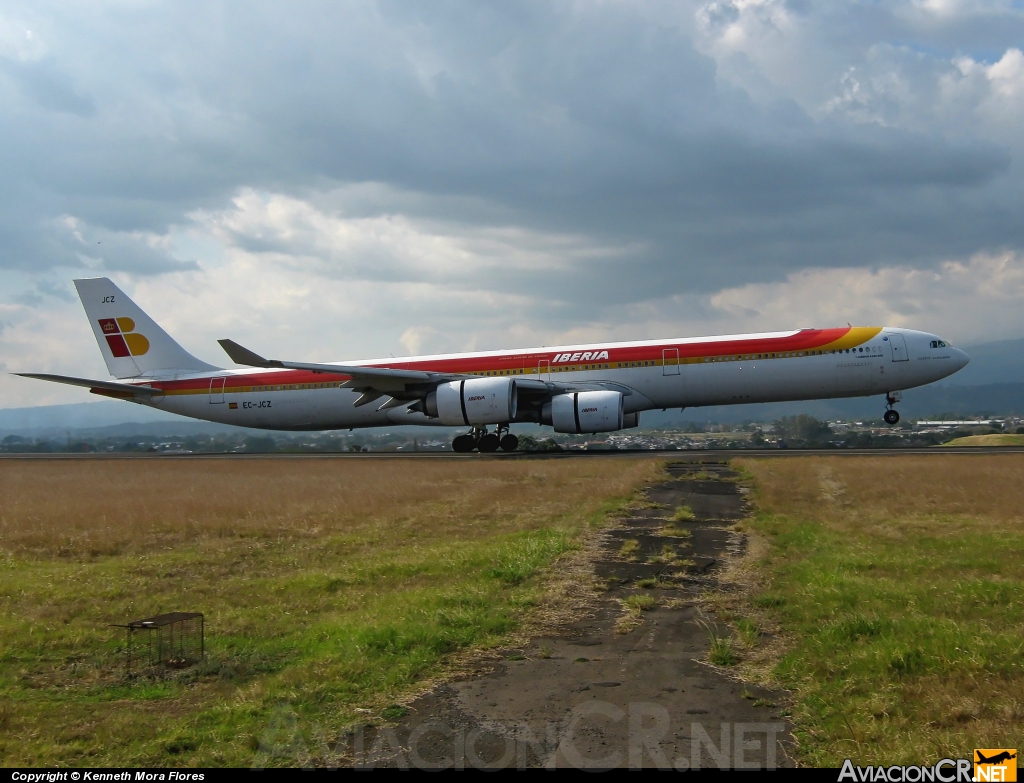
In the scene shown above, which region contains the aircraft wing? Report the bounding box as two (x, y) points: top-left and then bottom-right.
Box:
(14, 373), (162, 399)
(218, 339), (465, 394)
(217, 340), (637, 410)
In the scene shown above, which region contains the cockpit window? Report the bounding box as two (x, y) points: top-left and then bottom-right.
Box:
(929, 340), (948, 348)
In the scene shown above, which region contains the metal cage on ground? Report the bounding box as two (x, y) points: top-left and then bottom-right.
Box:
(113, 612), (204, 675)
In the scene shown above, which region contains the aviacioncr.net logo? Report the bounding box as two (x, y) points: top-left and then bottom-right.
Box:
(974, 749), (1017, 782)
(98, 317), (150, 357)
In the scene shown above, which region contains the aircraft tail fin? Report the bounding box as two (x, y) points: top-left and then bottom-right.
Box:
(73, 278), (220, 379)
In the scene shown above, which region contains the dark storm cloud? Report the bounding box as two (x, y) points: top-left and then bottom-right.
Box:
(1, 0), (1022, 303)
(0, 56), (95, 116)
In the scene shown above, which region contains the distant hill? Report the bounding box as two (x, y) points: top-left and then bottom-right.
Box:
(942, 434), (1024, 447)
(0, 400), (202, 437)
(646, 382), (1024, 426)
(944, 337), (1024, 386)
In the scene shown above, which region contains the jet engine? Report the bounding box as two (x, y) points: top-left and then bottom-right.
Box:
(426, 377), (518, 426)
(547, 390), (626, 434)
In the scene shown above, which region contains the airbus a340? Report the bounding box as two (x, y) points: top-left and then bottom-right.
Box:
(16, 278), (970, 452)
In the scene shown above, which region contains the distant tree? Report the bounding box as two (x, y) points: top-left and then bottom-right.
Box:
(771, 415), (832, 443)
(243, 436), (278, 453)
(517, 435), (563, 452)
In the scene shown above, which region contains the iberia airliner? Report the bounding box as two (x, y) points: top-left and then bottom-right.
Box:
(16, 278), (969, 452)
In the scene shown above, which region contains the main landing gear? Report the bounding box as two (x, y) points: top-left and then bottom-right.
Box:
(883, 391), (903, 425)
(452, 425), (519, 453)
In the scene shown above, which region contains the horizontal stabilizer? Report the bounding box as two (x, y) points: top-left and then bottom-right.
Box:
(14, 373), (162, 399)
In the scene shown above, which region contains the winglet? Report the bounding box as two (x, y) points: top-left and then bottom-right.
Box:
(218, 339), (281, 368)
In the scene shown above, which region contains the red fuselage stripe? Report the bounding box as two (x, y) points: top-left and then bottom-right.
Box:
(144, 327), (876, 393)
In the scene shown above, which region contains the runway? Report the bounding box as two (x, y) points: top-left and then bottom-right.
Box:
(3, 446), (1024, 460)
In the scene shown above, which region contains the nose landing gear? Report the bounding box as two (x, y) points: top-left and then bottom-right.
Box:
(883, 391), (902, 425)
(451, 424), (519, 453)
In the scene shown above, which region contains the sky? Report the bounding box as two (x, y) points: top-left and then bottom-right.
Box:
(2, 0), (1024, 407)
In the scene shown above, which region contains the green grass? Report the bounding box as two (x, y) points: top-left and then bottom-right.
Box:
(734, 617), (761, 648)
(707, 634), (740, 666)
(623, 594), (656, 612)
(671, 506), (695, 522)
(647, 544), (693, 567)
(755, 520), (1024, 762)
(1, 530), (564, 765)
(0, 458), (659, 766)
(942, 433), (1024, 447)
(618, 539), (641, 561)
(658, 524), (692, 539)
(737, 456), (1024, 766)
(615, 593), (657, 634)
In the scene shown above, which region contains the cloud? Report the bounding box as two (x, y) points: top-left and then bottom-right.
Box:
(2, 1), (1024, 409)
(0, 56), (95, 116)
(707, 250), (1024, 344)
(188, 187), (629, 300)
(3, 239), (1021, 408)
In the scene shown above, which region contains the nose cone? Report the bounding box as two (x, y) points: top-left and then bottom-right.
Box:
(954, 348), (970, 372)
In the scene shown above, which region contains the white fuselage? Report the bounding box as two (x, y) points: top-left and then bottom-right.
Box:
(132, 326), (968, 431)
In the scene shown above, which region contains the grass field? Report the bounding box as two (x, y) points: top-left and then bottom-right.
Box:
(0, 457), (659, 766)
(942, 433), (1024, 447)
(734, 455), (1024, 766)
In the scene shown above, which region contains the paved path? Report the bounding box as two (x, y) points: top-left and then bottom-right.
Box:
(346, 459), (793, 769)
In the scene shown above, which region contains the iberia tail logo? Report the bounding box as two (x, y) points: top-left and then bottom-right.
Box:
(98, 318), (150, 357)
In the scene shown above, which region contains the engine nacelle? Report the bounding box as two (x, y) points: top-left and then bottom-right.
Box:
(549, 390), (624, 434)
(426, 377), (518, 426)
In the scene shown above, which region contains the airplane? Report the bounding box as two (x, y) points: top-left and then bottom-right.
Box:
(15, 277), (970, 452)
(976, 751), (1016, 765)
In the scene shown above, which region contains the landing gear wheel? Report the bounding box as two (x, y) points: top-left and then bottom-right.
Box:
(884, 409), (900, 425)
(478, 433), (500, 453)
(452, 434), (476, 452)
(499, 434), (519, 452)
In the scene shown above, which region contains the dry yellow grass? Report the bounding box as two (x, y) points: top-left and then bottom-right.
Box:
(740, 453), (1024, 532)
(0, 457), (656, 558)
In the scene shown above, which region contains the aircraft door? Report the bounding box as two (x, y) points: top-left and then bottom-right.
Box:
(538, 359), (550, 380)
(888, 333), (909, 362)
(209, 377), (226, 403)
(662, 348), (680, 376)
